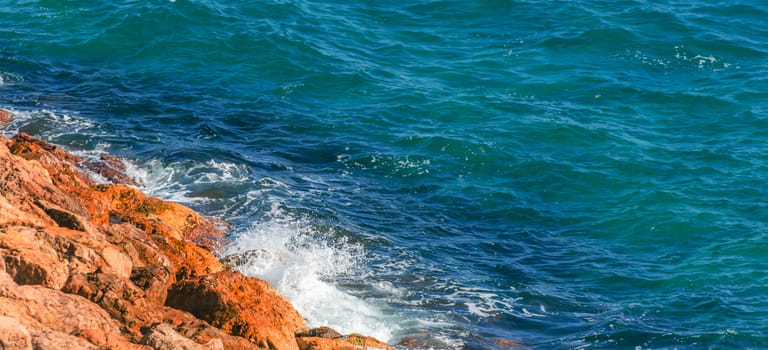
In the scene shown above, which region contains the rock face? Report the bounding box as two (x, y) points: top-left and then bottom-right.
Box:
(0, 133), (392, 350)
(0, 109), (11, 125)
(296, 330), (392, 350)
(166, 271), (307, 350)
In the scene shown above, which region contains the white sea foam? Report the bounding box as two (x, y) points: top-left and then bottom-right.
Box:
(0, 72), (22, 87)
(220, 204), (399, 343)
(622, 46), (737, 72)
(0, 107), (404, 343)
(0, 109), (85, 137)
(450, 287), (524, 319)
(124, 158), (251, 204)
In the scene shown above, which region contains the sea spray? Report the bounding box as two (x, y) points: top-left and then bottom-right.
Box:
(5, 0), (768, 347)
(126, 154), (403, 342)
(220, 203), (399, 343)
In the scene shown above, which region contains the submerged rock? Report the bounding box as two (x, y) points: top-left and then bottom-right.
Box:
(83, 154), (141, 186)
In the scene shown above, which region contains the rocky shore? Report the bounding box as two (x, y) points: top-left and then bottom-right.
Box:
(0, 110), (392, 350)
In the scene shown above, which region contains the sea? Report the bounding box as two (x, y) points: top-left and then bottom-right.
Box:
(2, 1), (768, 349)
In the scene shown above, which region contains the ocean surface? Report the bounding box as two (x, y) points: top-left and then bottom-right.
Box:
(2, 1), (768, 348)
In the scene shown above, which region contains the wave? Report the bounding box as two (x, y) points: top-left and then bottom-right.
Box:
(218, 203), (400, 343)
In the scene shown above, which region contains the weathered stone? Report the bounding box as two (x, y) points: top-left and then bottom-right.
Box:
(62, 269), (161, 337)
(154, 309), (263, 350)
(32, 329), (99, 349)
(167, 270), (307, 350)
(0, 109), (12, 125)
(141, 323), (223, 350)
(296, 334), (393, 350)
(0, 227), (69, 289)
(131, 266), (173, 305)
(0, 315), (32, 350)
(34, 199), (88, 231)
(0, 271), (123, 341)
(75, 328), (152, 350)
(296, 327), (342, 339)
(83, 154), (141, 186)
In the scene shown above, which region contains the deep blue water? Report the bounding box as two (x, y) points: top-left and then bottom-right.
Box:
(2, 1), (768, 348)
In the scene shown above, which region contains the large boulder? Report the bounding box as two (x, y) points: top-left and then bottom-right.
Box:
(296, 327), (393, 350)
(167, 270), (307, 350)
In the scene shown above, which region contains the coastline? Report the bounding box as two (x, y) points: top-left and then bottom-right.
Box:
(0, 110), (391, 350)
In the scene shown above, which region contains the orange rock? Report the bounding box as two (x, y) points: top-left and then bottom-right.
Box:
(296, 327), (392, 350)
(0, 315), (32, 350)
(0, 226), (70, 289)
(166, 270), (307, 350)
(62, 268), (161, 336)
(296, 334), (393, 350)
(0, 109), (11, 125)
(155, 308), (264, 350)
(0, 271), (126, 347)
(83, 154), (141, 186)
(296, 326), (342, 339)
(493, 338), (524, 348)
(0, 132), (391, 350)
(130, 266), (173, 305)
(75, 328), (151, 350)
(140, 323), (222, 350)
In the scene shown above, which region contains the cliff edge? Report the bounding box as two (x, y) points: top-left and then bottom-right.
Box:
(0, 111), (391, 350)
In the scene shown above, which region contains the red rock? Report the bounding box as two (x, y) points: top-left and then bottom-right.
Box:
(166, 270), (307, 350)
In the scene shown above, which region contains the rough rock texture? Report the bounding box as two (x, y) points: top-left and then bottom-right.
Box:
(167, 271), (307, 350)
(0, 315), (32, 350)
(83, 154), (141, 186)
(141, 323), (223, 350)
(0, 133), (391, 349)
(0, 109), (11, 125)
(295, 327), (393, 350)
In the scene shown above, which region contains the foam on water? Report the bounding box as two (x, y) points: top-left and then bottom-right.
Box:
(220, 203), (400, 343)
(122, 152), (404, 343)
(5, 0), (768, 347)
(0, 109), (94, 139)
(124, 157), (252, 204)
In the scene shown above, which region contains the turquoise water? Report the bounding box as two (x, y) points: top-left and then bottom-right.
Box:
(2, 1), (768, 348)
